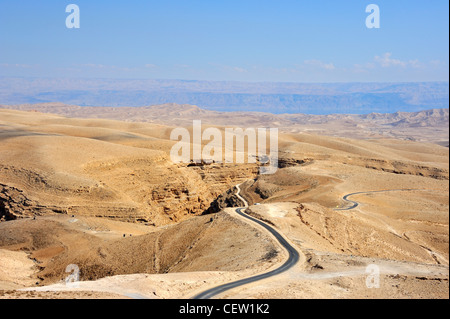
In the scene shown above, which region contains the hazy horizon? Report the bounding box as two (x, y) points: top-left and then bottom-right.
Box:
(2, 75), (450, 85)
(1, 77), (448, 115)
(1, 1), (448, 114)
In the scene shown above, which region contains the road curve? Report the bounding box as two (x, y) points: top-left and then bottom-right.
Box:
(335, 189), (423, 211)
(193, 185), (300, 299)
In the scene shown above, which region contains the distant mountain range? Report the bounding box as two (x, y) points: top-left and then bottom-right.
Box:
(0, 77), (448, 115)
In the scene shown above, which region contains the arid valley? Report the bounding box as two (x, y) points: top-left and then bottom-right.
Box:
(0, 103), (448, 299)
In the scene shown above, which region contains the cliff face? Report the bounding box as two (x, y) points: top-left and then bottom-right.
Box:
(0, 183), (69, 221)
(187, 163), (259, 198)
(0, 109), (259, 226)
(0, 161), (258, 226)
(78, 160), (258, 225)
(202, 186), (246, 215)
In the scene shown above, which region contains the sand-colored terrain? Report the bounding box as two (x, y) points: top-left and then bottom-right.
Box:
(1, 103), (448, 145)
(0, 108), (257, 225)
(0, 105), (448, 299)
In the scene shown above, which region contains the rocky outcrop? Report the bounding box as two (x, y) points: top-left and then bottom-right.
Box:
(0, 184), (66, 221)
(0, 160), (259, 226)
(278, 158), (314, 168)
(187, 163), (259, 198)
(202, 186), (246, 215)
(342, 158), (449, 180)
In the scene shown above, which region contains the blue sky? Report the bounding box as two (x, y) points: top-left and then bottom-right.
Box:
(0, 0), (448, 82)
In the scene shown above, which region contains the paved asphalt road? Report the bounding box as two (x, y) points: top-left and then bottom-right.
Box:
(194, 188), (426, 298)
(193, 207), (300, 299)
(335, 189), (421, 211)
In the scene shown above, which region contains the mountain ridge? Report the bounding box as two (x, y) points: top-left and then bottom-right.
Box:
(0, 78), (448, 114)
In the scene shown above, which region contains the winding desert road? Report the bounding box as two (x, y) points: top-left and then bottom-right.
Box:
(335, 189), (424, 211)
(193, 185), (300, 299)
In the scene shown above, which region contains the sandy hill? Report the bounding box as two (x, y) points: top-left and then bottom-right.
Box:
(0, 106), (448, 299)
(1, 103), (448, 145)
(0, 211), (280, 287)
(0, 109), (256, 225)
